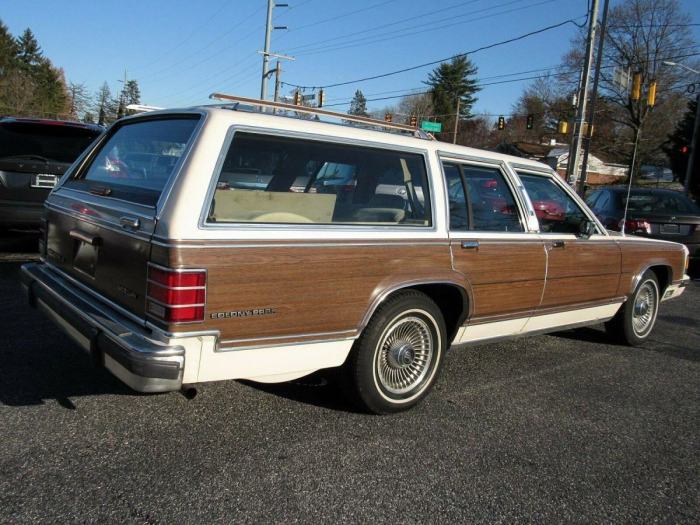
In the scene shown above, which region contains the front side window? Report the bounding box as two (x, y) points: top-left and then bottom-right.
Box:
(444, 162), (523, 232)
(208, 132), (431, 226)
(518, 173), (592, 234)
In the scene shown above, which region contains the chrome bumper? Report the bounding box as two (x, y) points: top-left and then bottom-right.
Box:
(661, 274), (691, 302)
(21, 262), (185, 393)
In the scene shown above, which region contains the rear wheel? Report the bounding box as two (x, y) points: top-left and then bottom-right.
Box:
(342, 290), (446, 414)
(605, 270), (660, 346)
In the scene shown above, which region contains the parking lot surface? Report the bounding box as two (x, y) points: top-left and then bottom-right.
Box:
(1, 247), (698, 524)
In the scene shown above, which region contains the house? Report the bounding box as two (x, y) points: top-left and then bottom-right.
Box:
(545, 147), (628, 185)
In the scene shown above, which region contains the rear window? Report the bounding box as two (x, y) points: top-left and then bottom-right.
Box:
(619, 192), (700, 214)
(0, 121), (100, 164)
(207, 132), (431, 226)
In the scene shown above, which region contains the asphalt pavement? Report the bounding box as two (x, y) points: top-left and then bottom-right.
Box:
(1, 242), (698, 524)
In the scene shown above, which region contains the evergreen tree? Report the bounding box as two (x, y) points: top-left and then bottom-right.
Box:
(16, 28), (42, 68)
(425, 56), (480, 125)
(348, 90), (369, 117)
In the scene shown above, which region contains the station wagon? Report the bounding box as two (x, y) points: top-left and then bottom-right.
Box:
(21, 94), (690, 413)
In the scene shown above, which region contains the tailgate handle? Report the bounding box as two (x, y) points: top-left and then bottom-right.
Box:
(119, 216), (141, 230)
(69, 229), (101, 246)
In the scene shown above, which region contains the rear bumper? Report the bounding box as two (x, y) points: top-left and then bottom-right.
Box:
(0, 199), (45, 229)
(21, 262), (185, 392)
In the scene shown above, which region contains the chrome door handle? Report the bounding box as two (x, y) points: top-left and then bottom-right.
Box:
(461, 240), (479, 250)
(120, 216), (140, 230)
(69, 229), (101, 246)
(550, 240), (566, 248)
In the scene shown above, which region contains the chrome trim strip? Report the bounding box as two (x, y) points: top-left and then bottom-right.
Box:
(217, 336), (356, 353)
(145, 320), (220, 340)
(219, 329), (357, 346)
(147, 280), (205, 291)
(146, 297), (206, 308)
(147, 261), (208, 273)
(151, 240), (450, 249)
(197, 124), (438, 233)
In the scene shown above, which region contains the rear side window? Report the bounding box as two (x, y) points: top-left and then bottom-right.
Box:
(444, 162), (523, 232)
(518, 173), (592, 234)
(0, 121), (100, 164)
(69, 117), (199, 206)
(207, 132), (431, 226)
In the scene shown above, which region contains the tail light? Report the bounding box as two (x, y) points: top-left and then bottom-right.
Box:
(620, 218), (651, 235)
(146, 263), (206, 323)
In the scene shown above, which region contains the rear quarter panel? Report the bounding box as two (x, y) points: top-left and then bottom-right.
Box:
(616, 237), (687, 296)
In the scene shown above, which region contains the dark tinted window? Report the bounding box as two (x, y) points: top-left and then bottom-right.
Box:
(618, 191), (700, 214)
(519, 173), (591, 234)
(444, 163), (523, 232)
(209, 132), (431, 226)
(585, 191), (601, 209)
(0, 121), (100, 164)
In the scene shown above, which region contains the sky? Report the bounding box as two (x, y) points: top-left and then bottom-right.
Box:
(2, 0), (699, 118)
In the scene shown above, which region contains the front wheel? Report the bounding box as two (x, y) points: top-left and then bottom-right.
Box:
(342, 290), (446, 414)
(605, 270), (660, 346)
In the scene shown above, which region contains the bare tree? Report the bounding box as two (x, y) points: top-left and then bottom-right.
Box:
(67, 82), (91, 121)
(561, 0), (698, 176)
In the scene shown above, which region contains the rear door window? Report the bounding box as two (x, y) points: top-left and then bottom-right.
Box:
(443, 162), (523, 232)
(67, 116), (200, 206)
(0, 121), (100, 164)
(208, 132), (431, 226)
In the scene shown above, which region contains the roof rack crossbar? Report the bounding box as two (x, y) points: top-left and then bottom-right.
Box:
(209, 93), (420, 134)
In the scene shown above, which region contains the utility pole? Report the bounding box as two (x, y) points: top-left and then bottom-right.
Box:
(273, 61), (282, 102)
(260, 1), (288, 100)
(452, 97), (461, 144)
(566, 0), (600, 187)
(578, 0), (610, 195)
(685, 91), (700, 196)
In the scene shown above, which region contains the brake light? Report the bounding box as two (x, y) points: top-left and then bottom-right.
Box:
(620, 218), (651, 235)
(146, 264), (206, 323)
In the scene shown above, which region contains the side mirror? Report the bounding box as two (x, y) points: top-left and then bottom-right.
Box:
(578, 219), (596, 239)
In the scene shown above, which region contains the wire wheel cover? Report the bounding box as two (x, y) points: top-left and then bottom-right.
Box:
(376, 315), (434, 395)
(632, 281), (657, 336)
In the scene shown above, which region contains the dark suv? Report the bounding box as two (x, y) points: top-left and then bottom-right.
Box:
(0, 118), (102, 232)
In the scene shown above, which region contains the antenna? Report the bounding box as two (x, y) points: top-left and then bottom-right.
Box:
(621, 130), (641, 235)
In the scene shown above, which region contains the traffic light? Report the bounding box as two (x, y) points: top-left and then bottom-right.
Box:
(409, 115), (418, 127)
(293, 90), (302, 106)
(497, 116), (506, 130)
(631, 72), (642, 101)
(385, 113), (393, 123)
(558, 120), (568, 134)
(526, 114), (534, 130)
(318, 89), (325, 108)
(647, 80), (657, 107)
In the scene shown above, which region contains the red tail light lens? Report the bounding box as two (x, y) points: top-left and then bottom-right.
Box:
(146, 264), (206, 324)
(620, 218), (651, 235)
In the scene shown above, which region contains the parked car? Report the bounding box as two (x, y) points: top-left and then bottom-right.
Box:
(0, 117), (103, 232)
(21, 99), (690, 414)
(586, 187), (699, 269)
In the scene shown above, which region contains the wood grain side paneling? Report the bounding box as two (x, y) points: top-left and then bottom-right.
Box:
(164, 240), (460, 345)
(616, 240), (686, 296)
(450, 240), (546, 319)
(540, 239), (621, 309)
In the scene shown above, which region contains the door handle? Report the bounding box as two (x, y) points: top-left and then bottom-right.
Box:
(119, 216), (141, 230)
(550, 240), (566, 248)
(461, 240), (479, 250)
(69, 229), (101, 246)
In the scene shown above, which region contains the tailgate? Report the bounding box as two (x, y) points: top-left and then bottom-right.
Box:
(42, 115), (201, 323)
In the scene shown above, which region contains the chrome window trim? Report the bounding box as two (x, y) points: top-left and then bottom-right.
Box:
(150, 239), (450, 249)
(197, 124), (438, 233)
(437, 154), (531, 234)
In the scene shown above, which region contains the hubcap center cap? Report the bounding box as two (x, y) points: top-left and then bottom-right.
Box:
(635, 300), (649, 316)
(388, 343), (415, 368)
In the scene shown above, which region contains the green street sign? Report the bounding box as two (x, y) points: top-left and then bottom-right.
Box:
(420, 121), (442, 132)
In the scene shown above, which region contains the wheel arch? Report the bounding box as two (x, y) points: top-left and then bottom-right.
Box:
(631, 263), (673, 296)
(359, 280), (471, 344)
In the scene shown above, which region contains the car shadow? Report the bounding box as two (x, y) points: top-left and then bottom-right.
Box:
(238, 370), (364, 414)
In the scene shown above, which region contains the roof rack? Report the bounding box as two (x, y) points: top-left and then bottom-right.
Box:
(208, 92), (434, 140)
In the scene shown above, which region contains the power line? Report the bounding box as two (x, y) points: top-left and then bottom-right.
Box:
(290, 0), (559, 58)
(283, 15), (588, 90)
(283, 0), (401, 33)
